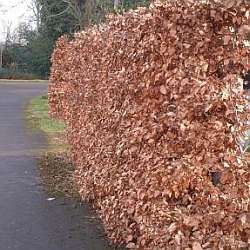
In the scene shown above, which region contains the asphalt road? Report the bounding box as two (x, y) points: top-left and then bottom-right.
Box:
(0, 82), (112, 250)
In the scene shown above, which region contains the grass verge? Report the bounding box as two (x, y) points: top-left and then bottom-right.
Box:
(26, 95), (79, 199)
(26, 95), (66, 151)
(26, 95), (65, 133)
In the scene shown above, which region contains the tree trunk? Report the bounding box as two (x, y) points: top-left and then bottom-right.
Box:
(114, 0), (121, 10)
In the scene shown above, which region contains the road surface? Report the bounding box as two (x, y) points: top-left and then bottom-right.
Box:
(0, 82), (113, 250)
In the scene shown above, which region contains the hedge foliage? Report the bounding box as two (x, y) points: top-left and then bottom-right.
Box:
(49, 0), (250, 248)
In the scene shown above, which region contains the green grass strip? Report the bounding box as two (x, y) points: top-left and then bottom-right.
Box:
(27, 95), (65, 133)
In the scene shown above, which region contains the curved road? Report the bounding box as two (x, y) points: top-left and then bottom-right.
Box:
(0, 82), (112, 250)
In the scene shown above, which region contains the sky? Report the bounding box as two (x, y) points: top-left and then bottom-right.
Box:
(0, 0), (32, 42)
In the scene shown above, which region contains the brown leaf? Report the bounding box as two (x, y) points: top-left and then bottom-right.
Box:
(223, 35), (231, 45)
(192, 242), (203, 250)
(160, 85), (167, 95)
(223, 0), (235, 9)
(126, 234), (134, 243)
(127, 242), (136, 248)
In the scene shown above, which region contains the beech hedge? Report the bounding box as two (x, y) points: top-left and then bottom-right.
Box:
(49, 0), (250, 248)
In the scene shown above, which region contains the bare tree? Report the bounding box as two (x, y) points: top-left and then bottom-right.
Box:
(45, 0), (97, 28)
(0, 43), (3, 69)
(38, 0), (84, 29)
(0, 21), (13, 69)
(3, 21), (13, 47)
(114, 0), (122, 9)
(0, 3), (7, 15)
(62, 0), (85, 28)
(28, 0), (42, 31)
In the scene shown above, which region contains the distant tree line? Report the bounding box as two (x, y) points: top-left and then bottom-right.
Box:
(0, 0), (150, 79)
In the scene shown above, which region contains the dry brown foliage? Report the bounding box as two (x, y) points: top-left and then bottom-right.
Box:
(49, 0), (250, 248)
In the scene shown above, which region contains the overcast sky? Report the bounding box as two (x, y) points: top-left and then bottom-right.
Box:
(0, 0), (32, 41)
